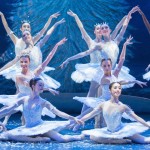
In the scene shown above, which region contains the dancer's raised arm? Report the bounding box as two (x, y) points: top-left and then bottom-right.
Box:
(0, 12), (18, 44)
(60, 48), (95, 68)
(33, 12), (60, 44)
(114, 36), (133, 77)
(37, 18), (65, 48)
(67, 10), (92, 46)
(34, 38), (67, 76)
(137, 7), (150, 34)
(115, 6), (138, 45)
(111, 15), (127, 40)
(44, 101), (81, 124)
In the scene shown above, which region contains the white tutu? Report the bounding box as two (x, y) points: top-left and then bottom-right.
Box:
(73, 96), (105, 108)
(71, 63), (102, 83)
(71, 63), (135, 89)
(82, 121), (150, 139)
(0, 65), (60, 89)
(1, 121), (69, 137)
(143, 71), (150, 81)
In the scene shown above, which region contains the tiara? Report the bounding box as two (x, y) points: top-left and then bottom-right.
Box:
(101, 22), (109, 26)
(94, 23), (101, 27)
(21, 20), (30, 24)
(20, 49), (31, 56)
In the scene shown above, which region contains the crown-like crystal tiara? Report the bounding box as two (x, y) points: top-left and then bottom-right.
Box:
(21, 20), (30, 24)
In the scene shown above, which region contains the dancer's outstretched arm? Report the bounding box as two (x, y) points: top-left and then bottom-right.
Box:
(67, 10), (92, 46)
(0, 98), (23, 119)
(111, 15), (127, 40)
(0, 12), (18, 44)
(115, 6), (138, 45)
(60, 47), (97, 68)
(34, 38), (67, 76)
(124, 105), (150, 128)
(33, 12), (60, 44)
(44, 101), (81, 124)
(137, 7), (150, 34)
(113, 36), (133, 77)
(38, 19), (65, 48)
(79, 104), (103, 124)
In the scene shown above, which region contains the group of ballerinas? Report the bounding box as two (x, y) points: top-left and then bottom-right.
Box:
(0, 6), (149, 144)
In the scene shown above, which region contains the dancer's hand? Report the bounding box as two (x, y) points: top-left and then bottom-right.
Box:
(67, 10), (76, 17)
(50, 12), (60, 19)
(60, 60), (69, 69)
(48, 88), (59, 95)
(124, 35), (133, 46)
(145, 64), (150, 72)
(135, 80), (147, 88)
(56, 37), (67, 46)
(128, 6), (139, 19)
(55, 18), (65, 26)
(135, 6), (144, 16)
(69, 117), (83, 125)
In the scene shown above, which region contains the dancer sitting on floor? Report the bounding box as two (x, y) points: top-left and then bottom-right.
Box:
(0, 77), (84, 143)
(78, 82), (150, 144)
(73, 36), (146, 129)
(0, 38), (67, 125)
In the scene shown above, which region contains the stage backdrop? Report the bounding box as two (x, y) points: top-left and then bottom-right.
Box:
(0, 0), (150, 97)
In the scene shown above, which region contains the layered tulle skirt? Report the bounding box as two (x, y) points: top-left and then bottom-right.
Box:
(0, 65), (60, 89)
(143, 71), (150, 81)
(71, 63), (135, 89)
(82, 122), (150, 139)
(0, 121), (69, 138)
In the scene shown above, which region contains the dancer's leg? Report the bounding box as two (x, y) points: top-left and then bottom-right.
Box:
(129, 134), (150, 144)
(90, 135), (131, 144)
(45, 130), (84, 142)
(7, 134), (51, 143)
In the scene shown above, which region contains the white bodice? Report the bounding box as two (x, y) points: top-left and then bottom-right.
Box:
(90, 50), (103, 64)
(101, 41), (119, 68)
(100, 75), (117, 100)
(15, 38), (26, 56)
(29, 45), (42, 71)
(17, 84), (32, 95)
(23, 98), (55, 127)
(23, 99), (43, 127)
(103, 102), (123, 132)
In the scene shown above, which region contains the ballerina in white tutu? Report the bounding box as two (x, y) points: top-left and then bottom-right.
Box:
(0, 11), (61, 54)
(78, 82), (150, 144)
(73, 36), (147, 128)
(0, 77), (84, 143)
(0, 38), (67, 125)
(60, 7), (138, 84)
(0, 18), (65, 89)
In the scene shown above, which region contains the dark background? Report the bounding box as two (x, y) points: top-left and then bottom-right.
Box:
(0, 0), (150, 97)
